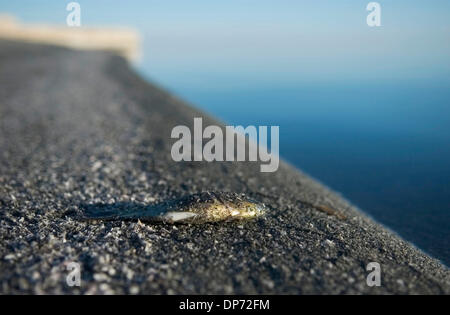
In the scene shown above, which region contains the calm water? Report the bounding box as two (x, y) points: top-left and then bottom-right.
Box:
(139, 77), (450, 266)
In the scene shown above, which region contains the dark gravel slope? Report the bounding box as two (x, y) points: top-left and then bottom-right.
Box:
(0, 40), (448, 294)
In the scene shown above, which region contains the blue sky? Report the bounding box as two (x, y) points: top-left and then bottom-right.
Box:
(2, 1), (450, 89)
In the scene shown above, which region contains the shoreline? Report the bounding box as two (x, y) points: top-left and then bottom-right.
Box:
(0, 39), (448, 294)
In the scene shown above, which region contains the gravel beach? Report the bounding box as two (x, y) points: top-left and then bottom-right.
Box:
(0, 40), (449, 294)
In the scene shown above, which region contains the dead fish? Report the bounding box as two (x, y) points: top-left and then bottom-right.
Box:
(82, 191), (266, 224)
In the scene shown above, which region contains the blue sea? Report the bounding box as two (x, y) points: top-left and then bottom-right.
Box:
(148, 79), (449, 266)
(2, 0), (450, 265)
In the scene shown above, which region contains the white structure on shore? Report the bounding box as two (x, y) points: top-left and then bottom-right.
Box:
(0, 15), (140, 62)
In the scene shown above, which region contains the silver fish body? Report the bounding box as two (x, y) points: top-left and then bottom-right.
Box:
(83, 191), (266, 224)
